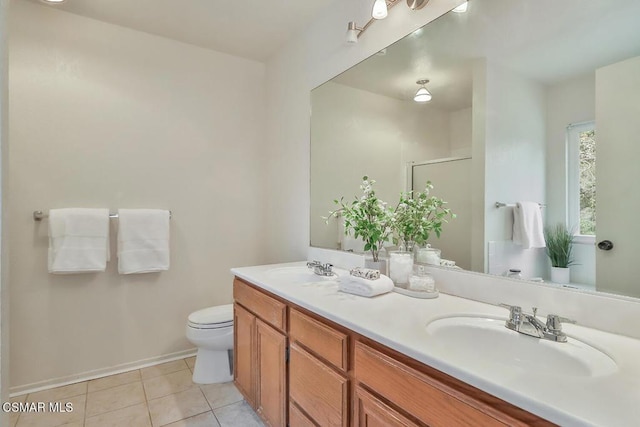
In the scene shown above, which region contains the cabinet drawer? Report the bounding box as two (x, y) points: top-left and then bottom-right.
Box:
(355, 386), (419, 427)
(234, 278), (286, 331)
(355, 342), (508, 427)
(290, 309), (348, 371)
(290, 343), (348, 427)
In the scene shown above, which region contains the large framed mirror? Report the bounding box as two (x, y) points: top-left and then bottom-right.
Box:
(310, 0), (640, 299)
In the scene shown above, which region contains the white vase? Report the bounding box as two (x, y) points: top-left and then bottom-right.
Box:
(550, 266), (570, 284)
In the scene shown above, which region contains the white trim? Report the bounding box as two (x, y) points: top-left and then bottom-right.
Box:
(9, 348), (197, 397)
(566, 121), (595, 232)
(573, 234), (595, 245)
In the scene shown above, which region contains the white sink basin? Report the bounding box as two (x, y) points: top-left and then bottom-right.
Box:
(265, 266), (338, 283)
(425, 316), (617, 378)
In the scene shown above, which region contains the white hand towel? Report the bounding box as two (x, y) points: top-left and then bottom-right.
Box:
(117, 209), (170, 274)
(338, 274), (394, 297)
(48, 208), (110, 273)
(512, 201), (546, 249)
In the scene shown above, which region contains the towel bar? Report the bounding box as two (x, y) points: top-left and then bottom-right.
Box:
(33, 210), (172, 221)
(495, 202), (546, 209)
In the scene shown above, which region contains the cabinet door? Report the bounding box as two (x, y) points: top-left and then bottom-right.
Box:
(290, 342), (348, 427)
(355, 387), (419, 427)
(234, 304), (256, 406)
(256, 319), (287, 427)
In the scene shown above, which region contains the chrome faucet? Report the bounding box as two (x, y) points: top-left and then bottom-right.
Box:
(306, 260), (334, 277)
(499, 304), (576, 342)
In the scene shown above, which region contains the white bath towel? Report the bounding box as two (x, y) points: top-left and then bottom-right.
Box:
(48, 208), (110, 274)
(512, 201), (546, 249)
(338, 274), (394, 297)
(117, 209), (170, 274)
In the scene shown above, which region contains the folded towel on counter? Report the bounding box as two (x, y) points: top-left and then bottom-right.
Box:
(338, 274), (394, 297)
(512, 201), (546, 249)
(48, 208), (110, 274)
(117, 209), (170, 274)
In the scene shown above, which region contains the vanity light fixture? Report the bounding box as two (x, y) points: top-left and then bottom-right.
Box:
(347, 0), (430, 44)
(414, 79), (432, 103)
(40, 0), (66, 3)
(372, 0), (389, 19)
(452, 1), (469, 13)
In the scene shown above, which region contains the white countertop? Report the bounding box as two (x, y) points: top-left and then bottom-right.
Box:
(231, 262), (640, 427)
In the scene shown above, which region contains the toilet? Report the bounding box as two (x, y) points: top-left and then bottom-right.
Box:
(185, 304), (234, 384)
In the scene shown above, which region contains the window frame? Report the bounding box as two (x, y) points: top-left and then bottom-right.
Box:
(566, 120), (596, 244)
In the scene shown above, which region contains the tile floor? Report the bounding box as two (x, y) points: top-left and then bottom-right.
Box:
(9, 356), (265, 427)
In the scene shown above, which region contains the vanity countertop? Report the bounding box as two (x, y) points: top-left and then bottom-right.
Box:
(231, 261), (640, 427)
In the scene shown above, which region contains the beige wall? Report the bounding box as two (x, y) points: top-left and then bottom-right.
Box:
(9, 0), (267, 390)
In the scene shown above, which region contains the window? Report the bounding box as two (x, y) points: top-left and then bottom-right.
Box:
(567, 121), (596, 240)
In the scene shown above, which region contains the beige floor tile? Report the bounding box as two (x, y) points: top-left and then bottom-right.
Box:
(143, 369), (197, 400)
(185, 357), (196, 371)
(85, 381), (146, 417)
(26, 382), (87, 403)
(213, 401), (264, 427)
(88, 370), (141, 393)
(15, 394), (86, 427)
(141, 360), (189, 381)
(148, 387), (210, 427)
(85, 402), (151, 427)
(164, 411), (220, 427)
(199, 382), (242, 409)
(9, 395), (29, 427)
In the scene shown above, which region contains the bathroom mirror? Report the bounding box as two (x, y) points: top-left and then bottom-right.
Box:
(310, 0), (640, 299)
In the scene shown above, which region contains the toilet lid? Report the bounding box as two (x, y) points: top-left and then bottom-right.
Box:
(188, 304), (233, 326)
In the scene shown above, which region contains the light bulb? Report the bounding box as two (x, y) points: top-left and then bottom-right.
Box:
(372, 0), (388, 20)
(346, 22), (359, 44)
(452, 1), (468, 13)
(347, 29), (358, 43)
(414, 87), (432, 103)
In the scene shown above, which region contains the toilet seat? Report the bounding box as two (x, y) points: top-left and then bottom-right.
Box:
(188, 304), (233, 329)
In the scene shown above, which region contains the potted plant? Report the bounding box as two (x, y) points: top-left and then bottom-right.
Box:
(544, 223), (576, 284)
(392, 181), (455, 251)
(327, 176), (393, 272)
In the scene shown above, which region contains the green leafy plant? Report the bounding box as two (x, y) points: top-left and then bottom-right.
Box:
(544, 223), (576, 268)
(392, 181), (455, 248)
(327, 176), (393, 262)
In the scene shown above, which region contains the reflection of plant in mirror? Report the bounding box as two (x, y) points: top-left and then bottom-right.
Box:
(544, 224), (576, 268)
(327, 176), (393, 262)
(392, 181), (455, 248)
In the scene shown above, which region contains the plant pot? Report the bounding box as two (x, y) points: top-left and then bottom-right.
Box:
(364, 257), (388, 276)
(550, 266), (570, 284)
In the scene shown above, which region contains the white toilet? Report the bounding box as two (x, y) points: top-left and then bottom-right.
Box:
(185, 304), (234, 384)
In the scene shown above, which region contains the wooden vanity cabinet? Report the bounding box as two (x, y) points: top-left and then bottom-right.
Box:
(233, 279), (287, 427)
(233, 277), (554, 427)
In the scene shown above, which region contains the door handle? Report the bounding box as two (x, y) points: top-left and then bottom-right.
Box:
(597, 240), (614, 251)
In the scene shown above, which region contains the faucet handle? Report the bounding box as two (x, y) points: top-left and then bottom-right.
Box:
(546, 314), (576, 332)
(499, 303), (522, 324)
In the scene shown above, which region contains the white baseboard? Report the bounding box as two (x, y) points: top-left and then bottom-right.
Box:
(9, 348), (198, 397)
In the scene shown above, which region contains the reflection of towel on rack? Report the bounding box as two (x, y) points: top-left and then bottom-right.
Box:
(48, 208), (110, 273)
(512, 202), (546, 249)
